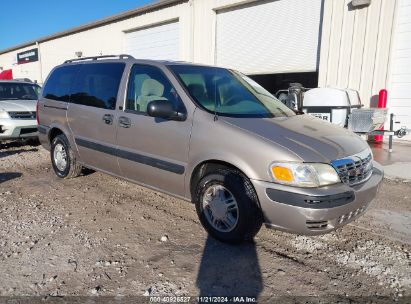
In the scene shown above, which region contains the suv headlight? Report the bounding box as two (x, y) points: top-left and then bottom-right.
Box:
(269, 162), (341, 187)
(0, 109), (10, 119)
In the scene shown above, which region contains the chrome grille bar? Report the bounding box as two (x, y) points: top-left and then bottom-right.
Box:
(331, 150), (373, 186)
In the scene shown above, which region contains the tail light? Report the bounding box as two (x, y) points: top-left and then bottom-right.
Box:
(36, 101), (40, 125)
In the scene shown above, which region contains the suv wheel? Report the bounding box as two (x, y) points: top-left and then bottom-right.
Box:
(51, 134), (82, 178)
(194, 168), (263, 243)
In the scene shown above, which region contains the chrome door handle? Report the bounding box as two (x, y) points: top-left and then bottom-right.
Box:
(119, 116), (131, 128)
(102, 114), (114, 125)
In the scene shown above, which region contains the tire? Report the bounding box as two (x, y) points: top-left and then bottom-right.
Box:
(50, 134), (82, 179)
(194, 168), (263, 243)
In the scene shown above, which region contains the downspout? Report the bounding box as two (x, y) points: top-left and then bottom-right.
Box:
(190, 0), (195, 62)
(36, 41), (43, 84)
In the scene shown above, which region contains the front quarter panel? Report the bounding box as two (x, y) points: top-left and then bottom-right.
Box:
(185, 109), (303, 198)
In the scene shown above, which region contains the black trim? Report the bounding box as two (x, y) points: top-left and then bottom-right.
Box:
(266, 188), (355, 209)
(124, 109), (147, 116)
(75, 138), (185, 175)
(19, 127), (38, 135)
(76, 138), (116, 155)
(38, 125), (47, 135)
(43, 105), (68, 111)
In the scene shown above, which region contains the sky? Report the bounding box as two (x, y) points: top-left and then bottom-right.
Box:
(0, 0), (155, 50)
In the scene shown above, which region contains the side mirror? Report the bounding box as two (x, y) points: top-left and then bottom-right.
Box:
(147, 100), (186, 121)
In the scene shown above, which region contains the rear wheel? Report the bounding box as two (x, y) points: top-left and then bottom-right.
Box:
(194, 168), (263, 243)
(50, 134), (82, 178)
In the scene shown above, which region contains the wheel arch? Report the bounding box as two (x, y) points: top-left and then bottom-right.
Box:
(47, 122), (79, 159)
(189, 159), (257, 203)
(48, 127), (64, 143)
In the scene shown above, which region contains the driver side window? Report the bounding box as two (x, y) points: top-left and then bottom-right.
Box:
(126, 64), (181, 114)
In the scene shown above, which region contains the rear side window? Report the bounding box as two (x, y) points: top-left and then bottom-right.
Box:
(71, 63), (125, 110)
(42, 65), (80, 101)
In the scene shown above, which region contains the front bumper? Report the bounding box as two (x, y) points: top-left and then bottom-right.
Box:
(0, 118), (38, 140)
(251, 161), (383, 235)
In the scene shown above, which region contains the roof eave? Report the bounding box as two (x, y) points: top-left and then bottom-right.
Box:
(0, 0), (186, 55)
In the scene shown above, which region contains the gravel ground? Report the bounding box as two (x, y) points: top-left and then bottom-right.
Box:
(0, 141), (410, 303)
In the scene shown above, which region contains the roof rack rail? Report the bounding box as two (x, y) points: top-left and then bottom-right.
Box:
(64, 54), (134, 63)
(13, 78), (34, 83)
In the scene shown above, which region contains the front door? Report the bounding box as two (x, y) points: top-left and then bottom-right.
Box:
(67, 62), (126, 174)
(116, 64), (191, 197)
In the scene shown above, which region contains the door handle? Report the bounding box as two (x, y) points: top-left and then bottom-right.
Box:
(102, 114), (114, 125)
(119, 116), (131, 128)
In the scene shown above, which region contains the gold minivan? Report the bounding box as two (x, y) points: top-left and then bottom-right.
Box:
(37, 55), (383, 243)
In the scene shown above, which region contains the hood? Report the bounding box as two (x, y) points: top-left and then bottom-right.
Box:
(0, 99), (37, 112)
(221, 114), (369, 163)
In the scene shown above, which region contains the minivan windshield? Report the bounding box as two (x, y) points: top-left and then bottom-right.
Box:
(0, 82), (40, 100)
(169, 65), (295, 118)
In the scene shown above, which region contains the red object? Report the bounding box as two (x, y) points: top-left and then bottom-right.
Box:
(36, 101), (40, 125)
(0, 69), (13, 80)
(374, 89), (388, 142)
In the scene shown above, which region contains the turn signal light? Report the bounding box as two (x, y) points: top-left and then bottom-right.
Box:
(271, 166), (294, 182)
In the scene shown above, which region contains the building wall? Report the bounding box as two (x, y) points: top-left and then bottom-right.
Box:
(0, 44), (42, 82)
(0, 0), (399, 107)
(0, 0), (262, 84)
(39, 2), (193, 81)
(318, 0), (397, 107)
(0, 2), (192, 84)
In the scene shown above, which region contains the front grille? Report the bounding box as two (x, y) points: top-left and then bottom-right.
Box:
(8, 111), (36, 120)
(332, 150), (373, 186)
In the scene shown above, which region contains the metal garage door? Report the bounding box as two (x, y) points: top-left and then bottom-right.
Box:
(215, 0), (323, 75)
(124, 21), (179, 60)
(389, 0), (411, 140)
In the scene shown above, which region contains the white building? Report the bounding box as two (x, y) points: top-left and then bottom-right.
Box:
(0, 0), (409, 136)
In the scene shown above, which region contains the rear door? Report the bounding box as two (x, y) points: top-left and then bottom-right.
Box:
(67, 62), (126, 174)
(115, 64), (191, 197)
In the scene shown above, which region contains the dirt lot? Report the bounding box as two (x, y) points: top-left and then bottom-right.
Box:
(0, 141), (410, 303)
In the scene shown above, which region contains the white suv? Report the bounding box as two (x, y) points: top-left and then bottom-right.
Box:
(0, 80), (40, 141)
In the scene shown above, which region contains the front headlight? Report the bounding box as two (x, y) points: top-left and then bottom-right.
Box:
(0, 109), (10, 119)
(269, 162), (341, 187)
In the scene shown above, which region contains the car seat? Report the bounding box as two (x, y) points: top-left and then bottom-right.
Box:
(135, 78), (167, 112)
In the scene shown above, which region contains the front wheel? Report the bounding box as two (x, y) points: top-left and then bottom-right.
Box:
(50, 134), (82, 179)
(194, 169), (263, 243)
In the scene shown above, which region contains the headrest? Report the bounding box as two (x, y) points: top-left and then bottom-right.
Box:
(141, 78), (164, 97)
